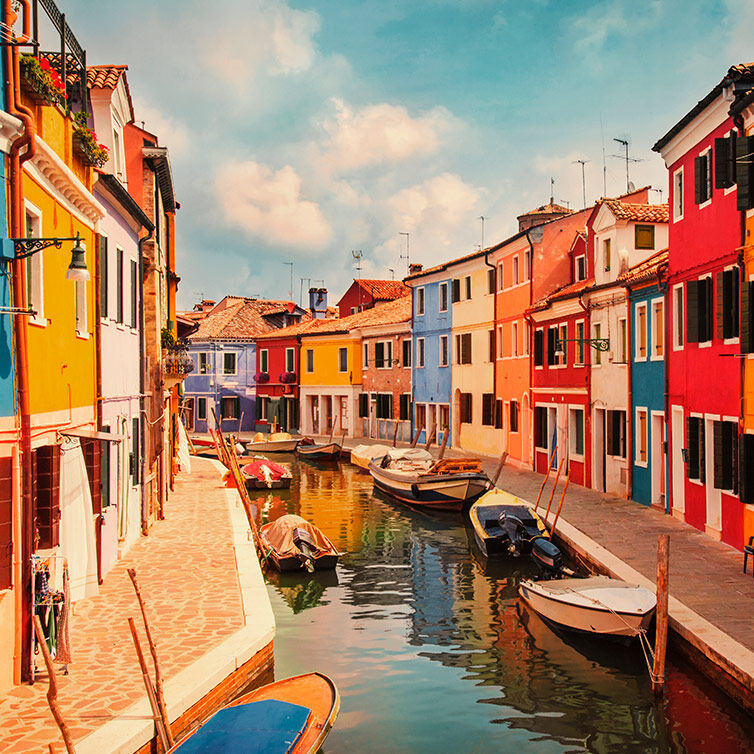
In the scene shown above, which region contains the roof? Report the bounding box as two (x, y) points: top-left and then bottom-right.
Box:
(602, 200), (669, 223)
(351, 279), (410, 301)
(517, 202), (571, 218)
(530, 278), (594, 312)
(87, 65), (128, 89)
(618, 249), (669, 286)
(143, 146), (176, 213)
(653, 63), (754, 153)
(301, 295), (411, 338)
(190, 299), (307, 340)
(94, 173), (154, 231)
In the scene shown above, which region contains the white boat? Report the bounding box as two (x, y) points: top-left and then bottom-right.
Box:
(350, 443), (391, 469)
(518, 576), (656, 638)
(242, 431), (301, 453)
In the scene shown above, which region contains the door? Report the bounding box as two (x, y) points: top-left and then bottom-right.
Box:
(671, 406), (685, 516)
(705, 416), (721, 536)
(594, 408), (606, 492)
(548, 407), (558, 468)
(651, 412), (665, 510)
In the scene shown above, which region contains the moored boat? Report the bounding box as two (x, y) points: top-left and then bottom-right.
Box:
(260, 514), (341, 572)
(296, 442), (341, 460)
(350, 443), (391, 469)
(241, 458), (292, 490)
(243, 431), (301, 453)
(468, 489), (549, 557)
(518, 576), (656, 638)
(368, 448), (491, 511)
(168, 672), (339, 753)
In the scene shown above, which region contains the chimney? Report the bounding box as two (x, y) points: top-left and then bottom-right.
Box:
(308, 287), (328, 319)
(409, 263), (423, 275)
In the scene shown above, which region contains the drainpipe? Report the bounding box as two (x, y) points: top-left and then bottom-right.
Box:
(138, 226), (153, 535)
(577, 292), (591, 485)
(5, 0), (37, 684)
(620, 284), (633, 501)
(524, 229), (535, 468)
(483, 248), (497, 445)
(657, 261), (670, 514)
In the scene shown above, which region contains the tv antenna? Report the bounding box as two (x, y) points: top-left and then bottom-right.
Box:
(479, 216), (486, 250)
(283, 262), (294, 301)
(550, 178), (555, 204)
(612, 138), (643, 193)
(399, 232), (410, 275)
(388, 267), (395, 280)
(573, 159), (589, 242)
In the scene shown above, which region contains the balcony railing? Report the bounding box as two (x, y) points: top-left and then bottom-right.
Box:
(163, 349), (194, 378)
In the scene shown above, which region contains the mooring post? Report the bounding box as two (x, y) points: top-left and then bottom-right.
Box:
(410, 424), (423, 448)
(437, 425), (450, 459)
(392, 420), (399, 447)
(534, 445), (558, 511)
(653, 534), (670, 695)
(491, 450), (509, 486)
(543, 455), (565, 524)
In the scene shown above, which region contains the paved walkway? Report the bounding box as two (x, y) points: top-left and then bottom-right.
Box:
(0, 456), (245, 753)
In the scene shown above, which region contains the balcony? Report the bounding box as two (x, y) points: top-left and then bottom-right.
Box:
(162, 329), (194, 388)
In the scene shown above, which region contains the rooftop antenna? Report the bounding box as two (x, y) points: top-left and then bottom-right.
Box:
(550, 178), (554, 205)
(352, 250), (363, 311)
(600, 113), (607, 197)
(388, 267), (395, 280)
(612, 138), (643, 194)
(399, 232), (410, 275)
(573, 159), (589, 251)
(479, 216), (486, 250)
(283, 261), (294, 301)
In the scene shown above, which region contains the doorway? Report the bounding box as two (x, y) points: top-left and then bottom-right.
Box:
(651, 412), (665, 510)
(670, 406), (685, 517)
(594, 408), (606, 493)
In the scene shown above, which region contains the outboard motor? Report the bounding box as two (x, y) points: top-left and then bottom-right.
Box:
(293, 527), (319, 573)
(531, 536), (564, 578)
(499, 512), (527, 556)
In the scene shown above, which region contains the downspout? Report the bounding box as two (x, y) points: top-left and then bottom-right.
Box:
(525, 229), (535, 468)
(620, 282), (633, 502)
(5, 0), (37, 684)
(657, 261), (670, 514)
(577, 292), (591, 486)
(138, 226), (153, 536)
(483, 249), (497, 446)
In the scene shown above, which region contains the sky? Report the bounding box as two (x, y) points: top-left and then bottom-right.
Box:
(54, 0), (754, 309)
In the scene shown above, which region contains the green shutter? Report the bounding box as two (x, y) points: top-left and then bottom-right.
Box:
(715, 137), (732, 188)
(698, 419), (706, 484)
(99, 235), (108, 318)
(534, 330), (544, 366)
(735, 135), (754, 211)
(694, 155), (703, 204)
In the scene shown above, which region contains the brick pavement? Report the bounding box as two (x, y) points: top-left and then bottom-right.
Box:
(0, 456), (244, 753)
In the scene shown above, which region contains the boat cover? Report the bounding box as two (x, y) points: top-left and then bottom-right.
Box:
(250, 431), (294, 444)
(352, 444), (391, 460)
(243, 460), (289, 481)
(173, 699), (310, 753)
(263, 515), (335, 557)
(384, 447), (433, 471)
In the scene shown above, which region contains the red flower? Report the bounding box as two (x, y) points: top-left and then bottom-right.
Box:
(40, 58), (51, 72)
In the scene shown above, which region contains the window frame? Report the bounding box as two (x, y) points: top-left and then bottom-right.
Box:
(673, 284), (684, 350)
(569, 406), (585, 459)
(635, 407), (648, 467)
(24, 202), (45, 327)
(338, 347), (348, 373)
(260, 349), (269, 374)
(416, 337), (425, 368)
(439, 334), (449, 367)
(223, 351), (237, 376)
(402, 339), (411, 368)
(651, 298), (664, 359)
(197, 396), (207, 420)
(306, 348), (314, 373)
(634, 224), (655, 250)
(416, 287), (425, 316)
(673, 166), (684, 222)
(438, 282), (448, 312)
(635, 302), (648, 362)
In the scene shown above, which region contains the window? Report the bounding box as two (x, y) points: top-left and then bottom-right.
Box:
(636, 303), (647, 360)
(198, 352), (208, 374)
(439, 405), (450, 432)
(358, 393), (369, 418)
(451, 278), (461, 303)
(569, 408), (584, 457)
(99, 236), (108, 318)
(376, 393), (393, 419)
(487, 268), (496, 294)
(558, 324), (567, 365)
(338, 347), (348, 372)
(497, 325), (503, 359)
(713, 420), (738, 492)
(417, 337), (425, 367)
(652, 300), (664, 357)
(673, 167), (684, 221)
(686, 277), (713, 343)
(510, 401), (519, 433)
(456, 333), (471, 364)
(256, 396), (268, 421)
(223, 352), (237, 375)
(363, 342), (369, 368)
(686, 415), (705, 481)
(75, 279), (86, 336)
(575, 321), (585, 365)
(534, 328), (544, 367)
(416, 287), (425, 315)
(635, 225), (655, 250)
(439, 335), (449, 367)
(222, 396), (240, 419)
(618, 318), (627, 363)
(498, 263), (504, 291)
(459, 393), (473, 424)
(375, 341), (392, 368)
(416, 403), (426, 429)
(525, 249), (532, 280)
(512, 322), (519, 357)
(482, 394), (494, 426)
(606, 410), (626, 458)
(715, 134), (737, 189)
(464, 276), (472, 300)
(439, 282), (448, 312)
(130, 259), (138, 328)
(534, 406), (548, 449)
(402, 339), (411, 367)
(575, 254), (586, 282)
(285, 347), (295, 372)
(694, 149), (712, 205)
(673, 285), (684, 348)
(25, 206), (44, 324)
(488, 329), (496, 362)
(717, 267), (739, 340)
(603, 238), (611, 272)
(546, 326), (557, 366)
(306, 349), (314, 372)
(636, 408), (648, 465)
(739, 433), (754, 503)
(495, 399), (503, 429)
(116, 248), (124, 323)
(593, 323), (602, 365)
(513, 256), (519, 285)
(260, 349), (269, 373)
(399, 394), (411, 421)
(197, 397), (207, 420)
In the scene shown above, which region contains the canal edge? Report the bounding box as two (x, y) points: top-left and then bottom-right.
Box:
(74, 459), (276, 754)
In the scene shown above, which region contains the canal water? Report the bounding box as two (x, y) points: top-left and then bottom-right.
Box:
(248, 456), (754, 753)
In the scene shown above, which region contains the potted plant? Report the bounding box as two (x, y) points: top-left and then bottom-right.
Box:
(72, 111), (109, 168)
(255, 372), (270, 383)
(280, 371), (296, 384)
(19, 54), (67, 107)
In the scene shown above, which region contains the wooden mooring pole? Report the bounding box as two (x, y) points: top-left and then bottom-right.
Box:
(548, 472), (571, 533)
(542, 455), (565, 524)
(437, 426), (451, 459)
(491, 450), (509, 486)
(392, 420), (399, 447)
(410, 424), (423, 448)
(653, 534), (670, 695)
(534, 446), (558, 511)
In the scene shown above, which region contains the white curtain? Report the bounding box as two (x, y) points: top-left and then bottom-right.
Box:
(177, 417), (192, 474)
(59, 438), (99, 602)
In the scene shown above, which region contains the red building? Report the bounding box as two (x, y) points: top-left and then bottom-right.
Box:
(652, 63), (754, 548)
(337, 279), (409, 318)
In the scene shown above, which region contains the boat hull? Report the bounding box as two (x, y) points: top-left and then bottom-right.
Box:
(244, 438), (301, 453)
(518, 580), (655, 638)
(260, 517), (341, 573)
(297, 443), (341, 460)
(244, 477), (292, 490)
(368, 463), (491, 511)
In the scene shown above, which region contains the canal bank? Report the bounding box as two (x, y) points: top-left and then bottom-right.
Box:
(0, 456), (274, 753)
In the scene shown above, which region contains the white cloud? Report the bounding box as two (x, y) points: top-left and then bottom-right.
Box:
(316, 98), (458, 173)
(132, 96), (190, 157)
(214, 161), (332, 250)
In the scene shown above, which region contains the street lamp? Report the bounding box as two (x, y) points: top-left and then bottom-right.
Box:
(555, 337), (610, 354)
(9, 233), (90, 282)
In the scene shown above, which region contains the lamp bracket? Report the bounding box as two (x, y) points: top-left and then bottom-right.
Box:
(10, 235), (82, 260)
(555, 337), (610, 352)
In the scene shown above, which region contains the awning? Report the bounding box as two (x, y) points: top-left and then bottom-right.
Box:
(60, 428), (128, 443)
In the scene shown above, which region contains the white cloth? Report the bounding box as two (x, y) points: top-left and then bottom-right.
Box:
(177, 418), (192, 474)
(58, 438), (99, 602)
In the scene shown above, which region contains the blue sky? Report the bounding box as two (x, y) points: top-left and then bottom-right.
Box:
(57, 0), (752, 308)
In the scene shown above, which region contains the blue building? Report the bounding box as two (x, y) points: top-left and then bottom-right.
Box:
(622, 250), (669, 509)
(182, 296), (306, 434)
(405, 265), (453, 445)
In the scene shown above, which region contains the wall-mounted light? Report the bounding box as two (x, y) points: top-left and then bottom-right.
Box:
(10, 233), (90, 282)
(555, 337), (610, 352)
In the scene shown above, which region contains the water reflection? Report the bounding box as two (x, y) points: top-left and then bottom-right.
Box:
(254, 455), (753, 753)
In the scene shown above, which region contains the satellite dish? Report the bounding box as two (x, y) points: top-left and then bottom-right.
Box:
(529, 225), (544, 243)
(628, 181), (636, 192)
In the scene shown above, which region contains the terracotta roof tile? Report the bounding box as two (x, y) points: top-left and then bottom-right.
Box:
(87, 65), (128, 89)
(301, 295), (411, 337)
(530, 278), (594, 311)
(618, 249), (669, 285)
(602, 200), (668, 223)
(517, 202), (571, 218)
(354, 279), (410, 301)
(190, 299), (305, 340)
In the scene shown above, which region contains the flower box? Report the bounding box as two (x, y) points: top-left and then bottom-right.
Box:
(73, 133), (109, 167)
(255, 372), (270, 383)
(280, 371), (297, 384)
(19, 54), (66, 108)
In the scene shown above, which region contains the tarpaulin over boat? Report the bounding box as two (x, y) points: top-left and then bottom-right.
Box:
(263, 515), (335, 558)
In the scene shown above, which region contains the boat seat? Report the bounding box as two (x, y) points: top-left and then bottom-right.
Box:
(744, 536), (754, 577)
(173, 699), (311, 753)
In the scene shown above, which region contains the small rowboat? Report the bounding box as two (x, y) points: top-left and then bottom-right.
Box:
(168, 672), (339, 753)
(468, 489), (549, 557)
(261, 514), (341, 572)
(244, 431), (301, 453)
(350, 443), (391, 469)
(241, 458), (292, 490)
(296, 442), (341, 461)
(518, 576), (656, 638)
